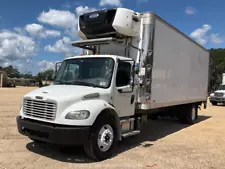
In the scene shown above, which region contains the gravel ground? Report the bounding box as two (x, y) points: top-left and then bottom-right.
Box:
(0, 87), (225, 169)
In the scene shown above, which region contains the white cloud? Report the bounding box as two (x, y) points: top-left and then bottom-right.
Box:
(25, 23), (61, 38)
(44, 37), (75, 57)
(190, 24), (212, 45)
(38, 60), (55, 71)
(25, 23), (44, 35)
(26, 59), (32, 64)
(0, 30), (36, 62)
(44, 30), (61, 37)
(210, 33), (225, 44)
(37, 9), (78, 39)
(0, 60), (30, 73)
(75, 6), (97, 16)
(185, 7), (197, 15)
(63, 27), (77, 38)
(38, 60), (55, 70)
(37, 9), (77, 28)
(99, 0), (123, 7)
(2, 61), (11, 67)
(14, 61), (23, 70)
(14, 27), (26, 35)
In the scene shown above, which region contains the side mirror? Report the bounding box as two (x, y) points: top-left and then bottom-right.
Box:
(118, 88), (123, 93)
(55, 62), (62, 74)
(117, 85), (133, 93)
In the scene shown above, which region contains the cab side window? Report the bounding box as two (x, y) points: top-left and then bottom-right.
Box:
(116, 62), (131, 87)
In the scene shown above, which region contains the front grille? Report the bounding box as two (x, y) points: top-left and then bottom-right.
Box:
(214, 92), (224, 97)
(23, 99), (57, 121)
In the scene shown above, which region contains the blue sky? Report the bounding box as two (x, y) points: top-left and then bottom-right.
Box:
(0, 0), (224, 75)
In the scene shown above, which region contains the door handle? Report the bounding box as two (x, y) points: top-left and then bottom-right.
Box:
(118, 89), (122, 93)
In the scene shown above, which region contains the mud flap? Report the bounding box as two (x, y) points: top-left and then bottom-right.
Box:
(203, 100), (207, 109)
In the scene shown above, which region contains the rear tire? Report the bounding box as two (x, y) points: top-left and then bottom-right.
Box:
(177, 104), (198, 125)
(84, 112), (118, 161)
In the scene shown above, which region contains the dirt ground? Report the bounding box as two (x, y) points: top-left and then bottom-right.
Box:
(0, 87), (225, 169)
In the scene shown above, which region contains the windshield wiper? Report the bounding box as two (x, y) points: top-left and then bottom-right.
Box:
(72, 80), (96, 87)
(54, 80), (69, 85)
(55, 80), (99, 87)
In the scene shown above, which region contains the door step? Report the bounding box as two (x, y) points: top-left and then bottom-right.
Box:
(122, 130), (140, 138)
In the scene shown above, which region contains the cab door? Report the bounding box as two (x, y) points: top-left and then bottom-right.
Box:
(113, 59), (136, 117)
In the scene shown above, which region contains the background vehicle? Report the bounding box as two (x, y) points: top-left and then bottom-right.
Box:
(16, 8), (210, 161)
(209, 73), (225, 105)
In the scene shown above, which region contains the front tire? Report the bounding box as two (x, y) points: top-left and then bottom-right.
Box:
(84, 112), (117, 161)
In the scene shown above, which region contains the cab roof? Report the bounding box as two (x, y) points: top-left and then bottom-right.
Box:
(64, 55), (133, 61)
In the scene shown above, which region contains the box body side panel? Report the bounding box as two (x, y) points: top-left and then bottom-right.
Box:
(150, 18), (209, 108)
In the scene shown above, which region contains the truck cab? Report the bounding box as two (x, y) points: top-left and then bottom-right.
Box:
(17, 8), (142, 161)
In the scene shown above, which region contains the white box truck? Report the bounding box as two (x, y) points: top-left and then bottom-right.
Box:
(16, 8), (210, 161)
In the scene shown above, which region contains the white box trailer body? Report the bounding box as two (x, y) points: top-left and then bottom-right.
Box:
(76, 11), (210, 111)
(148, 14), (209, 109)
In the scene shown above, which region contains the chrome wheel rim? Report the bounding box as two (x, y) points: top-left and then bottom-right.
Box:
(97, 125), (114, 152)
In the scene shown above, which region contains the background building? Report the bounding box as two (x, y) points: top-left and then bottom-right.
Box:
(0, 71), (8, 87)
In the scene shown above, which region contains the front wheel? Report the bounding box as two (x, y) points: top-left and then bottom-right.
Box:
(84, 112), (117, 161)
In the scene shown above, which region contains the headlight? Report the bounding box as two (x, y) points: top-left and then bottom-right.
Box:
(210, 93), (214, 97)
(65, 110), (90, 120)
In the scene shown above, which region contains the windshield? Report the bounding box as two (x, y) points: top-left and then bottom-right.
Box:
(218, 85), (225, 90)
(55, 57), (114, 88)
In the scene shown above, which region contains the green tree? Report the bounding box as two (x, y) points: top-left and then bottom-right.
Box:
(44, 69), (54, 81)
(35, 69), (54, 81)
(21, 71), (33, 79)
(3, 65), (20, 78)
(208, 48), (225, 93)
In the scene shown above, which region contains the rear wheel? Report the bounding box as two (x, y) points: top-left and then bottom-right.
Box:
(177, 104), (198, 124)
(84, 112), (117, 161)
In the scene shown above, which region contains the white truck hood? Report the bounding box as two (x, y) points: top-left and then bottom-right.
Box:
(21, 84), (112, 125)
(24, 85), (109, 102)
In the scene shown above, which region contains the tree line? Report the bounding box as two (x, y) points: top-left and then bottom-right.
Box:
(208, 48), (225, 93)
(0, 48), (225, 91)
(0, 65), (54, 84)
